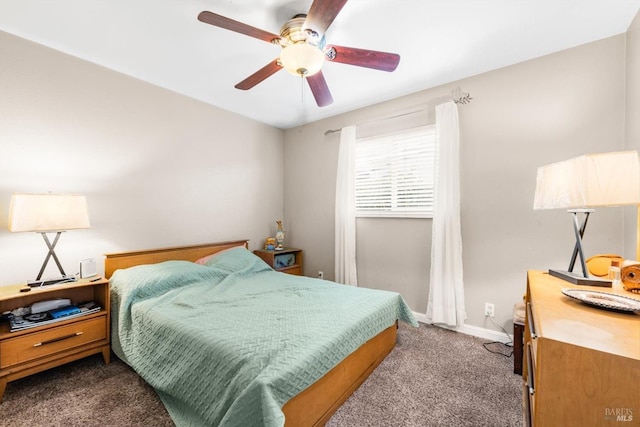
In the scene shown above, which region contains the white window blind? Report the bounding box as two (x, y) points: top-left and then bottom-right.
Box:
(355, 125), (436, 218)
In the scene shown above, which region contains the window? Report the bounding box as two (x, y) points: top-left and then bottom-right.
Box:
(355, 125), (436, 218)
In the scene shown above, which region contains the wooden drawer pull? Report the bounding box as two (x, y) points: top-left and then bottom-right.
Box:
(526, 342), (535, 395)
(526, 302), (537, 339)
(33, 331), (83, 347)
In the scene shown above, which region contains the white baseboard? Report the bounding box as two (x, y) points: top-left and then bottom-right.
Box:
(412, 311), (513, 344)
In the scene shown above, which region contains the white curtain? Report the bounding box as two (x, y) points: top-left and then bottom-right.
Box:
(426, 101), (466, 327)
(335, 125), (358, 286)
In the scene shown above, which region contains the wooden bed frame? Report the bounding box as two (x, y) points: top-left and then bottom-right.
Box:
(104, 240), (397, 426)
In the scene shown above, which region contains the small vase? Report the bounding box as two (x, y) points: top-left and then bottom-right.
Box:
(275, 220), (285, 250)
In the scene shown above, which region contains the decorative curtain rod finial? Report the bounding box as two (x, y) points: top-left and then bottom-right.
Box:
(451, 87), (472, 104)
(453, 92), (473, 105)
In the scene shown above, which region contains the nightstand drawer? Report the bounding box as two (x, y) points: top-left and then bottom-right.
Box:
(282, 266), (302, 276)
(0, 316), (106, 368)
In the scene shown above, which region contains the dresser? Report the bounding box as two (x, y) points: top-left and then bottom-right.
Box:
(0, 278), (110, 401)
(523, 271), (640, 426)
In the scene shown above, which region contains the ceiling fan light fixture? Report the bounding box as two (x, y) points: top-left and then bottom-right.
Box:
(198, 3), (400, 107)
(279, 43), (324, 77)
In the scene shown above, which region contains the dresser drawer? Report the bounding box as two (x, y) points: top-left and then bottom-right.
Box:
(0, 316), (106, 368)
(523, 383), (532, 427)
(525, 342), (536, 424)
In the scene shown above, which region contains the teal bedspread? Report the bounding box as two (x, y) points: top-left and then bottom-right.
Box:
(110, 248), (417, 427)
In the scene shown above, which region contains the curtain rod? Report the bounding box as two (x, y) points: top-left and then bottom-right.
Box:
(324, 91), (472, 136)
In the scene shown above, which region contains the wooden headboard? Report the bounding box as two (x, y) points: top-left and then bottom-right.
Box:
(104, 240), (249, 279)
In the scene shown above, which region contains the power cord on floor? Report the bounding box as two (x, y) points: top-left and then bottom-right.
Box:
(482, 316), (514, 358)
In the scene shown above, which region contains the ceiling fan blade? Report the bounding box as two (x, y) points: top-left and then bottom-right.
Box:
(307, 71), (333, 107)
(235, 60), (283, 90)
(198, 11), (281, 43)
(304, 0), (348, 35)
(326, 45), (400, 72)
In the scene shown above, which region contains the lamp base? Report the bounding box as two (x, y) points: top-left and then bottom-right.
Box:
(548, 269), (612, 287)
(27, 275), (77, 288)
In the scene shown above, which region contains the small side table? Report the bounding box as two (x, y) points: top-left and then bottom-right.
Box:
(0, 278), (111, 401)
(254, 248), (303, 276)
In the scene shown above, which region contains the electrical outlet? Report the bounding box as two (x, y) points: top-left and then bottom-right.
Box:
(318, 271), (324, 280)
(484, 303), (495, 317)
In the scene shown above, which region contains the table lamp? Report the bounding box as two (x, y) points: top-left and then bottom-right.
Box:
(8, 193), (90, 287)
(533, 151), (640, 286)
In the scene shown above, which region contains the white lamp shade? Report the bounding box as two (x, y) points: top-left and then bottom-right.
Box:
(279, 43), (324, 77)
(534, 151), (640, 210)
(8, 193), (90, 232)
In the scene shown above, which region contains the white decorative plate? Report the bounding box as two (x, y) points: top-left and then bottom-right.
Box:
(561, 288), (640, 313)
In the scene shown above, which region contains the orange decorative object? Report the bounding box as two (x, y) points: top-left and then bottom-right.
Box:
(585, 254), (624, 277)
(264, 237), (276, 250)
(621, 262), (640, 293)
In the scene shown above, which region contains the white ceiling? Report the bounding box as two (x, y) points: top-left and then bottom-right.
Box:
(1, 0), (639, 129)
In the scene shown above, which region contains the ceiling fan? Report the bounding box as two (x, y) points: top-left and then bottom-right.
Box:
(197, 0), (400, 107)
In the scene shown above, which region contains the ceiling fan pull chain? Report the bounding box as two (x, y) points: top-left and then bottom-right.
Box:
(301, 75), (305, 103)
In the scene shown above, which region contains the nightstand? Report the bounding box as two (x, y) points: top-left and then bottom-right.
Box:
(0, 278), (111, 402)
(254, 248), (303, 275)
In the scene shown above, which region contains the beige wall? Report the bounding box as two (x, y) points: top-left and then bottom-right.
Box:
(625, 11), (640, 258)
(0, 31), (284, 284)
(627, 11), (640, 149)
(284, 34), (627, 330)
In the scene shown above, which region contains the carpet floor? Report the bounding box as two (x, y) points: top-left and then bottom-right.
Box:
(0, 322), (522, 426)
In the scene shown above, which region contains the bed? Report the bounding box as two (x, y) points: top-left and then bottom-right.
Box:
(105, 240), (417, 427)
